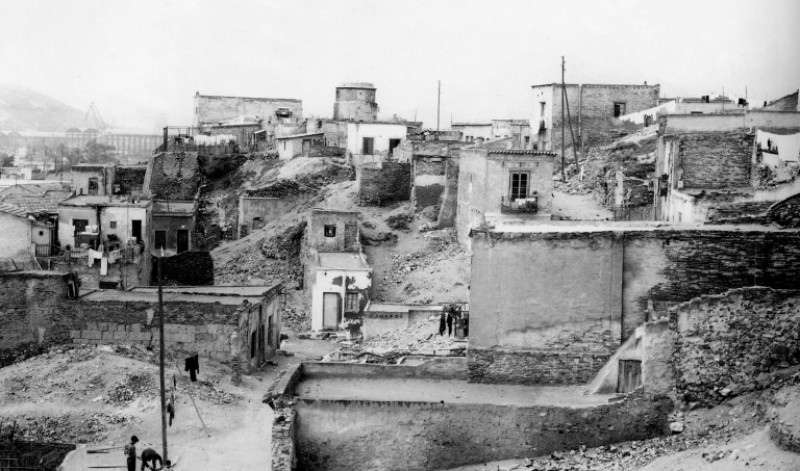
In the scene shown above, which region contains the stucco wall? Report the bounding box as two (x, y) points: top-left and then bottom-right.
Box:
(346, 123), (407, 157)
(0, 212), (33, 258)
(195, 95), (302, 126)
(307, 210), (359, 253)
(239, 195), (309, 237)
(451, 124), (492, 142)
(310, 268), (372, 334)
(100, 206), (148, 246)
(456, 150), (554, 246)
(57, 206), (98, 248)
(468, 228), (800, 384)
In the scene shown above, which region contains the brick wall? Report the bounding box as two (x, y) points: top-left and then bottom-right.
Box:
(671, 288), (800, 405)
(357, 162), (410, 206)
(678, 132), (754, 189)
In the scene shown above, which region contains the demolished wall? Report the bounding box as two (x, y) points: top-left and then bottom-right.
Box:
(671, 287), (800, 405)
(678, 132), (754, 189)
(468, 228), (800, 385)
(357, 162), (410, 206)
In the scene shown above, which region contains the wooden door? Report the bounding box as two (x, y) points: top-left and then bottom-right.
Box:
(322, 292), (341, 328)
(617, 360), (642, 393)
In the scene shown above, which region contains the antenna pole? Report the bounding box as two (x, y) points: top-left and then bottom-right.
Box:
(561, 56), (566, 182)
(437, 80), (441, 131)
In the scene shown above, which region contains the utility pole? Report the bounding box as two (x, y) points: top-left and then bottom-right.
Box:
(560, 56), (566, 182)
(157, 252), (168, 463)
(437, 80), (441, 131)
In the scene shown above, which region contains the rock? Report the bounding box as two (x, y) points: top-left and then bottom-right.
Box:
(670, 421), (685, 433)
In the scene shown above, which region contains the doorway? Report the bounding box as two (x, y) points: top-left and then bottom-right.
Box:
(322, 292), (341, 329)
(617, 359), (642, 393)
(131, 220), (142, 243)
(177, 229), (189, 253)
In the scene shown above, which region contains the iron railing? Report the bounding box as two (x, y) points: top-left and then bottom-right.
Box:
(500, 197), (538, 214)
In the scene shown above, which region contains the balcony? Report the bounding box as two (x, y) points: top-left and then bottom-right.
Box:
(501, 196), (538, 214)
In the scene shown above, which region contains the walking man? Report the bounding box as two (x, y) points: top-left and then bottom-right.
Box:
(438, 311), (446, 336)
(124, 435), (138, 471)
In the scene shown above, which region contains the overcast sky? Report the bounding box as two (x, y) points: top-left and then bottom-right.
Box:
(1, 0), (798, 130)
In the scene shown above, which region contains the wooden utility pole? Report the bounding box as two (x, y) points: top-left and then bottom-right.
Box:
(560, 56), (566, 181)
(437, 80), (441, 131)
(157, 253), (168, 463)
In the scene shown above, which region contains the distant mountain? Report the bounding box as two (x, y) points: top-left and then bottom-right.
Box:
(0, 84), (86, 132)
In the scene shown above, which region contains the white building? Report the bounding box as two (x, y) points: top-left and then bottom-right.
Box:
(346, 122), (408, 158)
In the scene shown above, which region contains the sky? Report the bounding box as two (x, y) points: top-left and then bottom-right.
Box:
(1, 0), (798, 130)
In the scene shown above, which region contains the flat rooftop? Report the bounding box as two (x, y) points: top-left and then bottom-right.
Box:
(80, 289), (272, 306)
(318, 252), (370, 270)
(297, 377), (613, 408)
(480, 220), (800, 235)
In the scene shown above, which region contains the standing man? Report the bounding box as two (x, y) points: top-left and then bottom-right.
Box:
(124, 435), (139, 471)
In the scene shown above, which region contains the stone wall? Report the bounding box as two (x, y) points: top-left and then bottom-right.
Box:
(0, 271), (79, 367)
(678, 132), (754, 189)
(69, 319), (236, 360)
(768, 192), (800, 228)
(468, 228), (800, 385)
(295, 392), (671, 471)
(671, 287), (800, 405)
(706, 200), (774, 224)
(468, 348), (611, 385)
(357, 161), (410, 206)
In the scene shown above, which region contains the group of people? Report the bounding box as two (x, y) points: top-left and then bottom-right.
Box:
(124, 436), (172, 471)
(438, 309), (466, 337)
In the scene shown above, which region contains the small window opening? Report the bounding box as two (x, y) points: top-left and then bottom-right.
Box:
(324, 225), (336, 237)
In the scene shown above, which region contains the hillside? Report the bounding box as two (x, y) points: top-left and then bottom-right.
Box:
(0, 84), (86, 131)
(209, 157), (470, 331)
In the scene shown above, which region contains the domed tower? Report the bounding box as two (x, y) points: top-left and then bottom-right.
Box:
(333, 82), (378, 122)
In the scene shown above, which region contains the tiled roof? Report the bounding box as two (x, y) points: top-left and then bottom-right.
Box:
(0, 202), (30, 218)
(487, 150), (557, 155)
(0, 190), (72, 213)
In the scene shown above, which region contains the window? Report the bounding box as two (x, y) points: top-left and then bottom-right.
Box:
(73, 219), (89, 234)
(39, 231), (44, 236)
(252, 217), (264, 230)
(525, 136), (530, 145)
(345, 292), (359, 312)
(324, 224), (336, 237)
(389, 138), (401, 154)
(155, 230), (167, 250)
(613, 102), (626, 117)
(510, 172), (529, 201)
(110, 221), (117, 229)
(362, 137), (374, 154)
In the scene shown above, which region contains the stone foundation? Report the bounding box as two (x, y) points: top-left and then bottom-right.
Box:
(468, 348), (611, 385)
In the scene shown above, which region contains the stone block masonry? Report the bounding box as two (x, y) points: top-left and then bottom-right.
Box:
(678, 132), (754, 189)
(68, 321), (235, 360)
(670, 287), (800, 405)
(468, 348), (611, 385)
(357, 162), (410, 206)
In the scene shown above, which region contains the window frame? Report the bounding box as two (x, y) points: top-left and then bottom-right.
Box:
(323, 224), (337, 238)
(344, 292), (359, 312)
(509, 171), (530, 201)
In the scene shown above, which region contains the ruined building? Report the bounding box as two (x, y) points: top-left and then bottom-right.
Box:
(655, 109), (800, 224)
(304, 209), (372, 335)
(194, 92), (303, 127)
(531, 82), (660, 151)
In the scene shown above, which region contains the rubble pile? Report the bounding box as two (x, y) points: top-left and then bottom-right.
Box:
(106, 372), (153, 405)
(362, 316), (466, 354)
(0, 413), (129, 444)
